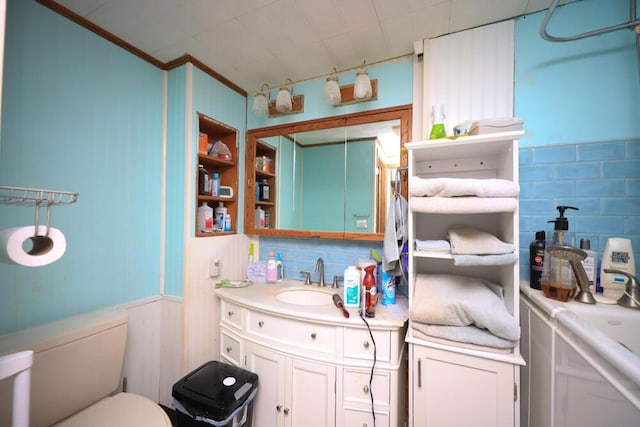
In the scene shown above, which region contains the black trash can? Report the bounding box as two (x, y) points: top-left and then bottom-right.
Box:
(172, 361), (259, 427)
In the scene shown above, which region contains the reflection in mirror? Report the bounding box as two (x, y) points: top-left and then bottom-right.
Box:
(273, 120), (401, 233)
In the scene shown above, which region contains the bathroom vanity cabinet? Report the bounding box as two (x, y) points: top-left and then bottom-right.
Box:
(217, 284), (408, 427)
(196, 113), (238, 237)
(405, 131), (525, 427)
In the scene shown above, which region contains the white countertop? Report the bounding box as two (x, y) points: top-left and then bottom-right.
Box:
(216, 280), (409, 330)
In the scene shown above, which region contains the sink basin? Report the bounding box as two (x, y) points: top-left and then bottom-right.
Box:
(276, 289), (334, 306)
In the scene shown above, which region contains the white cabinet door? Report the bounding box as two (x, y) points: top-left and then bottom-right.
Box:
(247, 343), (336, 427)
(288, 356), (336, 427)
(411, 344), (515, 427)
(247, 343), (286, 427)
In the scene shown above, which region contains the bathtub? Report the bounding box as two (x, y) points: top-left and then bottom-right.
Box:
(519, 283), (640, 427)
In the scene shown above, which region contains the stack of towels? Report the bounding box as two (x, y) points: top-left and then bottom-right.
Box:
(409, 177), (519, 213)
(410, 274), (520, 351)
(415, 225), (517, 266)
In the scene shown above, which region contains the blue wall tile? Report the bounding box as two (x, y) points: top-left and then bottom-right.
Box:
(602, 160), (640, 178)
(577, 142), (625, 161)
(533, 146), (576, 163)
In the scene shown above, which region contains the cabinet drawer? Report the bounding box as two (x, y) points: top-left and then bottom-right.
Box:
(221, 300), (243, 329)
(247, 310), (336, 355)
(344, 328), (391, 362)
(220, 332), (241, 365)
(343, 369), (390, 407)
(343, 408), (389, 427)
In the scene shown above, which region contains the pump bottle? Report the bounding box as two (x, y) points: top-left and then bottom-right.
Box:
(541, 205), (579, 300)
(363, 265), (377, 317)
(266, 251), (277, 283)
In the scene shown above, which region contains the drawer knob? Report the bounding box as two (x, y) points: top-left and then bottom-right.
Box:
(311, 332), (317, 340)
(363, 385), (369, 393)
(363, 341), (370, 349)
(258, 320), (264, 328)
(226, 346), (232, 353)
(276, 405), (282, 412)
(228, 311), (234, 317)
(284, 408), (290, 415)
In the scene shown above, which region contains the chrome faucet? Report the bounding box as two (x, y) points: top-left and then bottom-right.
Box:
(315, 257), (326, 287)
(604, 269), (640, 310)
(546, 245), (596, 304)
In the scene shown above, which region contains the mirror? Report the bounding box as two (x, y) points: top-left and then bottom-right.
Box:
(246, 105), (411, 240)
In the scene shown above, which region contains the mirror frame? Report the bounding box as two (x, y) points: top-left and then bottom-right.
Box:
(245, 104), (412, 241)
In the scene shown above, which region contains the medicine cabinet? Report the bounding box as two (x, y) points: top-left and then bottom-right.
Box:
(244, 105), (412, 240)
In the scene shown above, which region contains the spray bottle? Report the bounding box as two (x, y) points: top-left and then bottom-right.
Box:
(363, 265), (377, 318)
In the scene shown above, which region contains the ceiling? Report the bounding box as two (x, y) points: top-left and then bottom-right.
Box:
(51, 0), (568, 94)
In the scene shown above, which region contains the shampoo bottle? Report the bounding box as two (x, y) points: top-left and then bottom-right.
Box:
(266, 251), (277, 283)
(343, 266), (360, 308)
(214, 202), (227, 231)
(211, 172), (220, 196)
(529, 230), (546, 290)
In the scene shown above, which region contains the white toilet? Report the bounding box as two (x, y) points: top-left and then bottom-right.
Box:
(0, 309), (172, 427)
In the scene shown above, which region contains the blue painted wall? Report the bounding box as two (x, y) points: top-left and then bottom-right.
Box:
(515, 0), (640, 281)
(0, 0), (163, 333)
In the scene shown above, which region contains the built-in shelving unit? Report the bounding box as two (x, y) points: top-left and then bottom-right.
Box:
(196, 113), (238, 237)
(406, 130), (525, 427)
(245, 138), (277, 232)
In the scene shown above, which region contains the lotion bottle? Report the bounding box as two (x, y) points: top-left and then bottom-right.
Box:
(266, 251), (277, 283)
(580, 238), (597, 293)
(343, 266), (360, 308)
(276, 253), (284, 281)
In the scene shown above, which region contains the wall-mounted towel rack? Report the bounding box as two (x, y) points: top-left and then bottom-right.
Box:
(0, 186), (78, 207)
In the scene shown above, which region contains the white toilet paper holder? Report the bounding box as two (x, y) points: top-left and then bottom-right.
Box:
(0, 186), (78, 236)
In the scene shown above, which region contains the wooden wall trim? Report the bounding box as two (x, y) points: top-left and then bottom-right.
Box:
(36, 0), (247, 97)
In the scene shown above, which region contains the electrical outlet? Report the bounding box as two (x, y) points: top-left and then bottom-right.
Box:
(209, 258), (220, 277)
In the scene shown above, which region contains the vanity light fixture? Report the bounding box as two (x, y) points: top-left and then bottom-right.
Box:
(353, 61), (373, 100)
(275, 79), (293, 113)
(323, 68), (341, 105)
(252, 84), (269, 117)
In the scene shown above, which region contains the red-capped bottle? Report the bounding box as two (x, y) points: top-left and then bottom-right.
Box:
(363, 265), (377, 318)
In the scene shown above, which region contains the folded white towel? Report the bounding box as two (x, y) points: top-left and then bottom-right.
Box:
(410, 273), (520, 341)
(452, 253), (519, 266)
(415, 239), (451, 251)
(409, 177), (520, 198)
(447, 226), (515, 255)
(410, 196), (517, 214)
(412, 322), (516, 350)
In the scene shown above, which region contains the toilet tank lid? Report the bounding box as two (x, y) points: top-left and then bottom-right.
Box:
(0, 308), (128, 355)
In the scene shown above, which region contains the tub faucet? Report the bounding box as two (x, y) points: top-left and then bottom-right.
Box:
(315, 257), (326, 287)
(604, 269), (640, 310)
(546, 245), (596, 304)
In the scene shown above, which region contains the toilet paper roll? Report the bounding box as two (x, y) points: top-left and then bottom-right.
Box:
(0, 226), (67, 267)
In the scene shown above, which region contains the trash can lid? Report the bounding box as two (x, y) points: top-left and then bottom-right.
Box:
(172, 361), (259, 421)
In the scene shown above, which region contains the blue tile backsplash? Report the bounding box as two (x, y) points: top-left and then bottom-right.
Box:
(259, 139), (639, 287)
(519, 139), (640, 281)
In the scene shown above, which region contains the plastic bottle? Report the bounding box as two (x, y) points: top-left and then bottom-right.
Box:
(214, 202), (227, 231)
(211, 172), (220, 196)
(363, 264), (377, 318)
(266, 251), (277, 283)
(276, 253), (284, 281)
(259, 179), (270, 201)
(600, 237), (636, 299)
(541, 206), (578, 301)
(580, 238), (597, 293)
(529, 230), (546, 290)
(198, 165), (208, 195)
(255, 207), (265, 229)
(197, 202), (213, 232)
(343, 266), (361, 308)
(224, 213), (231, 232)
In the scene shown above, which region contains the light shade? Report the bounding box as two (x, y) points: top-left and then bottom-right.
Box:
(252, 92), (269, 116)
(324, 68), (341, 105)
(354, 69), (372, 100)
(275, 87), (292, 113)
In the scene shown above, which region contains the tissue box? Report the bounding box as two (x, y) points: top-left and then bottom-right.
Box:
(469, 117), (523, 135)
